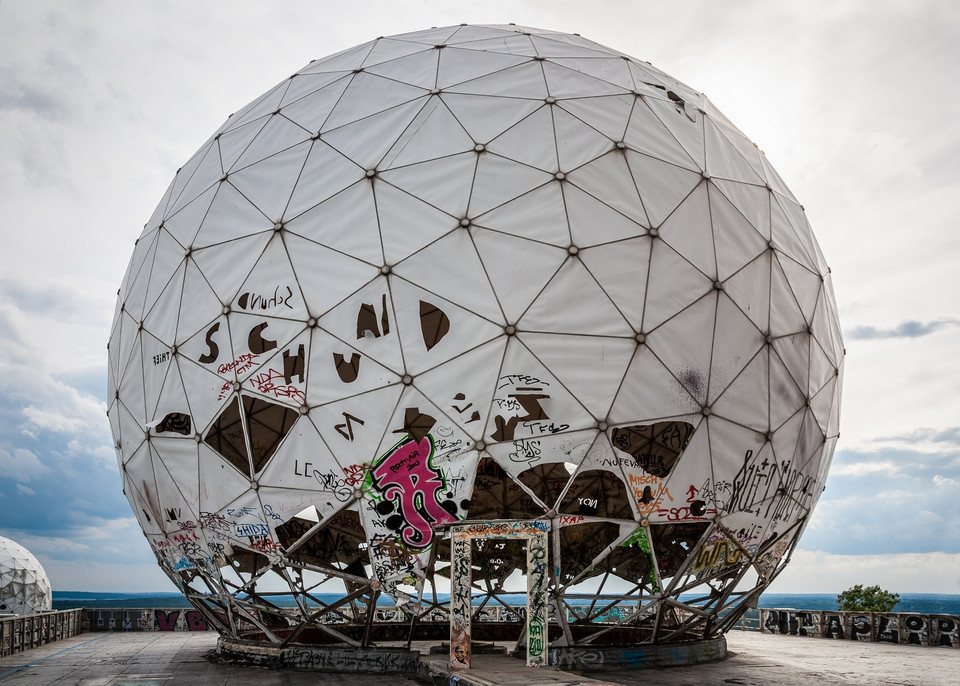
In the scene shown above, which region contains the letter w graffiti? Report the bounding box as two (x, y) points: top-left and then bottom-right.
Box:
(369, 436), (455, 549)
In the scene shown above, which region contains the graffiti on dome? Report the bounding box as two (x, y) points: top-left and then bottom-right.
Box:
(490, 375), (559, 445)
(154, 412), (191, 435)
(727, 450), (816, 522)
(367, 427), (469, 550)
(107, 25), (846, 654)
(611, 420), (694, 477)
(332, 296), (451, 384)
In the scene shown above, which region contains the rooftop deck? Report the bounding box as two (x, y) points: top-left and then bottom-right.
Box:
(0, 629), (956, 685)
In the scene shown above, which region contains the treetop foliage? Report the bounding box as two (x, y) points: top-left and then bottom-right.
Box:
(836, 584), (900, 612)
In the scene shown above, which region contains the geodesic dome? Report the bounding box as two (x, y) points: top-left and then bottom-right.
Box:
(0, 536), (53, 615)
(107, 24), (843, 654)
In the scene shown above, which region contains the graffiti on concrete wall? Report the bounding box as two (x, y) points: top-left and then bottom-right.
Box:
(155, 609), (210, 631)
(762, 609), (960, 648)
(84, 608), (214, 632)
(86, 609), (152, 631)
(450, 521), (550, 669)
(763, 610), (820, 637)
(933, 616), (959, 647)
(449, 532), (472, 669)
(283, 647), (419, 672)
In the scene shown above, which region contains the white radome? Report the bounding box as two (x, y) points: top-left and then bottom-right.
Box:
(0, 536), (53, 615)
(108, 24), (843, 646)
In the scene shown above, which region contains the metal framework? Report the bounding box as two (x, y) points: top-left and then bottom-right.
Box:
(107, 24), (843, 661)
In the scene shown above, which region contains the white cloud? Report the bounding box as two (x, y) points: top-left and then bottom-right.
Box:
(26, 536), (91, 555)
(770, 550), (960, 595)
(0, 0), (959, 595)
(21, 406), (87, 434)
(0, 446), (50, 481)
(828, 460), (898, 477)
(842, 427), (960, 456)
(41, 557), (174, 594)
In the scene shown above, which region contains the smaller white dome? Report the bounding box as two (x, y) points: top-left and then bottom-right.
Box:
(0, 536), (53, 615)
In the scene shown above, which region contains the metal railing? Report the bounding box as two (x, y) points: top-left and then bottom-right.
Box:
(0, 609), (84, 658)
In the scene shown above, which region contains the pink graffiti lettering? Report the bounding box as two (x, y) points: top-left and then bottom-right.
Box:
(186, 611), (209, 631)
(155, 610), (180, 631)
(370, 436), (454, 549)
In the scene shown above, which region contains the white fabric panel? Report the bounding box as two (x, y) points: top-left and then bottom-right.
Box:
(274, 141), (361, 220)
(193, 182), (274, 248)
(646, 293), (718, 406)
(705, 117), (765, 185)
(389, 276), (505, 375)
(363, 40), (436, 73)
(436, 46), (532, 88)
(473, 183), (570, 246)
(566, 152), (646, 221)
(610, 345), (701, 423)
(711, 347), (770, 432)
(486, 105), (558, 172)
(413, 337), (506, 441)
(723, 251), (771, 334)
(175, 259), (224, 344)
(380, 98), (475, 169)
(657, 182), (716, 279)
(284, 181), (383, 265)
(643, 239), (714, 331)
(279, 76), (351, 133)
(165, 142), (222, 219)
(284, 231), (379, 318)
(578, 236), (651, 327)
(391, 228), (501, 322)
(521, 257), (634, 337)
(522, 332), (635, 419)
(471, 228), (568, 324)
(709, 184), (769, 281)
(305, 325), (400, 406)
(566, 184), (649, 247)
(469, 153), (555, 216)
(628, 150), (704, 229)
(322, 99), (427, 170)
(710, 293), (766, 406)
(315, 278), (405, 374)
(378, 152), (474, 218)
(549, 57), (635, 91)
(322, 73), (426, 131)
(560, 94), (634, 142)
(713, 178), (772, 240)
(553, 105), (620, 171)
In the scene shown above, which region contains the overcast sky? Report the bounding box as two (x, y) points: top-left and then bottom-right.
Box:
(1, 0), (958, 595)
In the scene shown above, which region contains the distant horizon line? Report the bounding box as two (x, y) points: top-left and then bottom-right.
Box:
(54, 590), (960, 597)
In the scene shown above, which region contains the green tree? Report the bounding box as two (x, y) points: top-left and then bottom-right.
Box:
(836, 584), (900, 612)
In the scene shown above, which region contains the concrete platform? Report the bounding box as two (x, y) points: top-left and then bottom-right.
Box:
(0, 630), (957, 685)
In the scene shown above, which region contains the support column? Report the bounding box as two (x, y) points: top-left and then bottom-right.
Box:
(449, 530), (472, 669)
(526, 529), (548, 667)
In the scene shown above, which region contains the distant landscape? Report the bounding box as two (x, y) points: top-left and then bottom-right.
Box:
(53, 591), (960, 615)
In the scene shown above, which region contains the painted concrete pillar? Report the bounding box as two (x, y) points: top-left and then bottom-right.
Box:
(449, 521), (550, 669)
